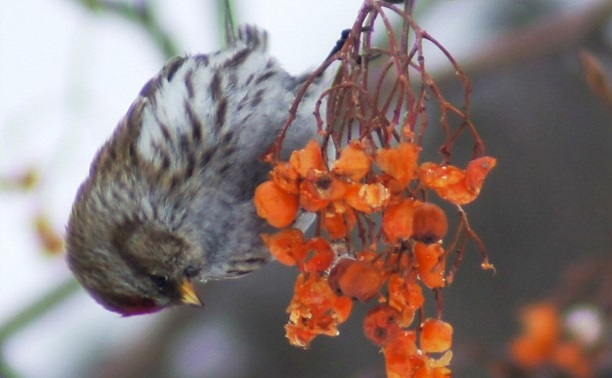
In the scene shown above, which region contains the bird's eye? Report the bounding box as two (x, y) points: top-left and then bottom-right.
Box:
(150, 274), (169, 288)
(184, 266), (200, 278)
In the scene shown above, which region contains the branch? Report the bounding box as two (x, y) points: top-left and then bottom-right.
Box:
(75, 0), (180, 59)
(0, 279), (80, 343)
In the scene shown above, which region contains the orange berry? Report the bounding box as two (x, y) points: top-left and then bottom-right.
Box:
(510, 336), (549, 368)
(345, 183), (390, 213)
(302, 237), (335, 274)
(412, 203), (448, 244)
(414, 243), (446, 288)
(290, 139), (326, 178)
(333, 296), (354, 323)
(285, 274), (353, 348)
(510, 302), (560, 367)
(388, 274), (418, 327)
(418, 162), (465, 190)
(553, 341), (591, 378)
(520, 302), (560, 348)
(269, 162), (300, 194)
(299, 180), (330, 212)
(332, 141), (372, 181)
(383, 331), (419, 377)
(412, 363), (432, 378)
(436, 180), (476, 205)
(360, 183), (390, 209)
(304, 170), (347, 201)
(261, 229), (306, 266)
(375, 142), (421, 187)
(363, 304), (403, 346)
(254, 181), (299, 228)
(377, 173), (406, 194)
(405, 280), (425, 309)
(419, 158), (496, 205)
(421, 318), (453, 353)
(322, 202), (356, 239)
(356, 250), (378, 262)
(328, 258), (384, 301)
(383, 199), (417, 243)
(285, 324), (318, 349)
(344, 184), (370, 213)
(465, 156), (496, 195)
(290, 274), (336, 319)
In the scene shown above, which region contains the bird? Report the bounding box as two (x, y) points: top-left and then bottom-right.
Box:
(65, 25), (327, 316)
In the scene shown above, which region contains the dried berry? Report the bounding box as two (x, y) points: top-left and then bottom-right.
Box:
(332, 141), (372, 181)
(269, 162), (300, 194)
(290, 139), (326, 178)
(421, 318), (453, 353)
(383, 331), (419, 377)
(261, 229), (306, 266)
(382, 199), (417, 243)
(387, 274), (418, 327)
(465, 156), (497, 195)
(322, 202), (356, 239)
(412, 203), (448, 244)
(302, 237), (335, 274)
(414, 243), (446, 288)
(299, 180), (330, 212)
(328, 259), (384, 301)
(345, 183), (390, 213)
(364, 304), (403, 346)
(375, 142), (421, 188)
(254, 181), (299, 227)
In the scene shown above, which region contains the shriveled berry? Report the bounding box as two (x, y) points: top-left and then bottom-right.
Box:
(254, 181), (299, 228)
(332, 141), (372, 181)
(414, 242), (446, 288)
(328, 259), (384, 301)
(421, 318), (453, 353)
(418, 162), (464, 189)
(465, 156), (497, 195)
(345, 183), (390, 213)
(269, 162), (300, 194)
(412, 202), (448, 244)
(302, 237), (335, 274)
(299, 180), (330, 212)
(261, 229), (306, 266)
(387, 274), (418, 327)
(375, 142), (421, 187)
(510, 302), (560, 368)
(322, 202), (356, 239)
(285, 274), (353, 349)
(382, 199), (417, 243)
(290, 139), (326, 178)
(363, 304), (402, 346)
(383, 330), (419, 377)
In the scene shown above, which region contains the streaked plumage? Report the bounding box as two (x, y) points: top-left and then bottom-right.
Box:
(66, 26), (322, 315)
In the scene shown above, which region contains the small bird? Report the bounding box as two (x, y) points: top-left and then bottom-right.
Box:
(66, 26), (324, 316)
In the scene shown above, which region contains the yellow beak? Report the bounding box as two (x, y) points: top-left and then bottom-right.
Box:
(179, 279), (203, 307)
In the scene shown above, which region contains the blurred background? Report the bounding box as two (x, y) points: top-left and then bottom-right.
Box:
(1, 0), (611, 377)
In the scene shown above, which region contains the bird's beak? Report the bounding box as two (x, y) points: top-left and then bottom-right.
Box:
(179, 279), (203, 307)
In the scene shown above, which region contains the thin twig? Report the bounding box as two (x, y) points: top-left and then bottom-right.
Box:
(0, 279), (80, 343)
(75, 0), (180, 59)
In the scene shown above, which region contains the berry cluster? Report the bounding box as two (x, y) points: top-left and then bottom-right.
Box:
(253, 1), (498, 376)
(254, 137), (495, 376)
